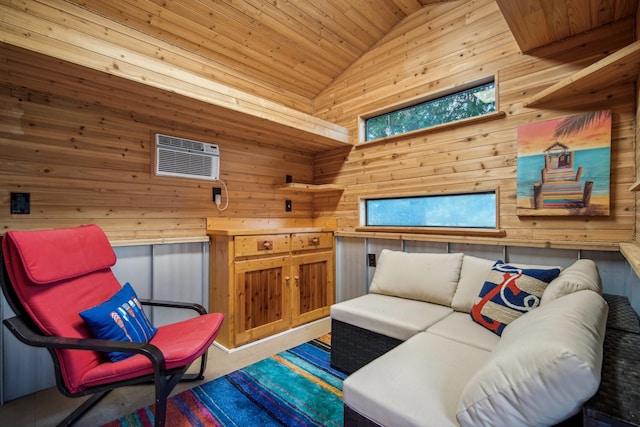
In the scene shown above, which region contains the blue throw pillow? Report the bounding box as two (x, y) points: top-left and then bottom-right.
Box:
(470, 261), (561, 336)
(79, 282), (158, 362)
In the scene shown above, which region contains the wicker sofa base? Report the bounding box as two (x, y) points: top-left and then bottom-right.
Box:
(344, 403), (583, 427)
(330, 318), (402, 374)
(344, 405), (382, 427)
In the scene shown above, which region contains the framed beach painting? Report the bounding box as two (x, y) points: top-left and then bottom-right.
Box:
(516, 110), (612, 216)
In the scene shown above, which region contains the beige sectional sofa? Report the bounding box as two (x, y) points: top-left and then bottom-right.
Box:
(330, 249), (608, 427)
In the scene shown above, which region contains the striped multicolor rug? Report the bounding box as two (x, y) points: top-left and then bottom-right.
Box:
(102, 334), (346, 426)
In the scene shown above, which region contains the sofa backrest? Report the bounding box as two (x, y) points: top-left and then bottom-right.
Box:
(456, 289), (608, 426)
(541, 259), (602, 304)
(369, 249), (464, 306)
(368, 250), (602, 314)
(451, 255), (497, 313)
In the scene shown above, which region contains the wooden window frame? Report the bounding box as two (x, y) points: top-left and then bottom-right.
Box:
(356, 188), (505, 238)
(358, 76), (500, 144)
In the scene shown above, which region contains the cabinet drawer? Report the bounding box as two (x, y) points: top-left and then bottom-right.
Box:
(291, 232), (333, 251)
(234, 234), (290, 257)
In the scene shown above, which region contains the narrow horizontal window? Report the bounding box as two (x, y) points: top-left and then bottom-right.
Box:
(365, 191), (497, 228)
(364, 80), (496, 141)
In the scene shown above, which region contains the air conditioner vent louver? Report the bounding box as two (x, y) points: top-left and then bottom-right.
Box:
(155, 134), (219, 181)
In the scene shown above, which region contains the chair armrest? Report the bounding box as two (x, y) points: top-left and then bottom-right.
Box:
(3, 315), (166, 369)
(139, 299), (208, 315)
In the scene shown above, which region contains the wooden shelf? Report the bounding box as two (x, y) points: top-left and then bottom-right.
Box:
(206, 217), (338, 235)
(629, 181), (640, 192)
(620, 242), (640, 279)
(354, 226), (506, 238)
(524, 40), (640, 107)
(276, 183), (344, 193)
(338, 229), (621, 251)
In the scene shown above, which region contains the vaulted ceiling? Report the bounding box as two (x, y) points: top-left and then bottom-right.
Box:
(65, 0), (638, 104)
(1, 0), (637, 151)
(67, 0), (451, 103)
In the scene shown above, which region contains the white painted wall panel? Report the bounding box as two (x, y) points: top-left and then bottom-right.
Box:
(1, 307), (55, 402)
(112, 246), (153, 299)
(366, 239), (402, 291)
(404, 240), (447, 253)
(151, 242), (208, 326)
(335, 237), (368, 302)
(449, 243), (504, 261)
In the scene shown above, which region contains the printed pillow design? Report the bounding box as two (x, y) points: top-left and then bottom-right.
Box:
(470, 261), (561, 335)
(79, 282), (158, 362)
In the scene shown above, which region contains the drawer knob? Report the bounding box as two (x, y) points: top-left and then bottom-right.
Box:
(308, 237), (320, 245)
(258, 240), (273, 250)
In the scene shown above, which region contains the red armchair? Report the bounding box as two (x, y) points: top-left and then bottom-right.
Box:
(0, 224), (224, 427)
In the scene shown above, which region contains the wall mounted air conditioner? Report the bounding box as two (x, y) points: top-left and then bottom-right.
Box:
(154, 134), (220, 181)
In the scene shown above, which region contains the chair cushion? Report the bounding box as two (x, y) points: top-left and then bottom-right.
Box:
(457, 290), (608, 427)
(2, 225), (124, 394)
(470, 261), (561, 335)
(369, 249), (464, 306)
(81, 312), (225, 390)
(3, 224), (116, 284)
(80, 282), (158, 362)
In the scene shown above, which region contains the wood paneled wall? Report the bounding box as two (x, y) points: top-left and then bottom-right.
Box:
(1, 0), (637, 249)
(314, 0), (636, 249)
(0, 44), (315, 241)
(636, 6), (640, 247)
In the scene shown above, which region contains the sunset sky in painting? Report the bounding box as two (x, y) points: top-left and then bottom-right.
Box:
(517, 111), (612, 157)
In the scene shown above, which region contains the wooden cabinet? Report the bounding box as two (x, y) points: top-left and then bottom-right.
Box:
(233, 255), (291, 345)
(290, 231), (334, 326)
(208, 223), (335, 349)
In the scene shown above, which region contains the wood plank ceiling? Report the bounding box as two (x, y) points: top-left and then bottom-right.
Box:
(64, 0), (639, 104)
(496, 0), (638, 52)
(68, 0), (433, 103)
(1, 0), (638, 152)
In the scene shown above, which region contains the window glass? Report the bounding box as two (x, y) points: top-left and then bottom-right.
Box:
(365, 192), (496, 228)
(365, 81), (496, 141)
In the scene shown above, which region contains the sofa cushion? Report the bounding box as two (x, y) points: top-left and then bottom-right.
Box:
(451, 255), (496, 313)
(541, 259), (602, 305)
(330, 293), (453, 341)
(470, 261), (561, 335)
(344, 332), (491, 427)
(426, 311), (500, 351)
(457, 290), (608, 427)
(369, 249), (464, 306)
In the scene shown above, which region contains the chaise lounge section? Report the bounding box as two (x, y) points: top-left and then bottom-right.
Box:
(331, 249), (608, 426)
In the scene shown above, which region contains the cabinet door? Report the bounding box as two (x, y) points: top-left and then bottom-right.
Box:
(290, 251), (334, 327)
(234, 256), (290, 346)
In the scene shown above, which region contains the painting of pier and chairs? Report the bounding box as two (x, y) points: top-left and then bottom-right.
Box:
(516, 110), (612, 217)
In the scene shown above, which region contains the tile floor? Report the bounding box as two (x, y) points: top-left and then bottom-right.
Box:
(0, 317), (331, 427)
